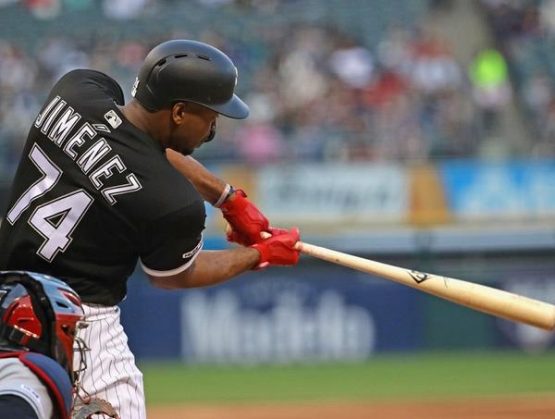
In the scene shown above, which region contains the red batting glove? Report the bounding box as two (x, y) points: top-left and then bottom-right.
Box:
(251, 227), (300, 269)
(220, 189), (270, 246)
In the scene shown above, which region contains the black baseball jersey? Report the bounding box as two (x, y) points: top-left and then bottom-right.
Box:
(0, 70), (206, 305)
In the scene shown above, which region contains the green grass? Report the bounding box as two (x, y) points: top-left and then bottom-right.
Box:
(141, 350), (555, 405)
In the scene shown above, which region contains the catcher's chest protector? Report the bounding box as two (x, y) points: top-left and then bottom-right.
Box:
(0, 351), (72, 419)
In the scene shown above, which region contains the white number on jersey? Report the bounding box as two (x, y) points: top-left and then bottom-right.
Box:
(29, 190), (93, 261)
(6, 144), (94, 261)
(7, 144), (61, 224)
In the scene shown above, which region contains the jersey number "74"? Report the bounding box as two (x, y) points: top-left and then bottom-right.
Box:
(6, 144), (93, 262)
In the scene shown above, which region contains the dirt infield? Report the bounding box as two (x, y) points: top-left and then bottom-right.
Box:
(148, 395), (555, 419)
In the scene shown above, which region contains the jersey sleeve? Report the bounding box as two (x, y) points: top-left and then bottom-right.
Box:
(139, 201), (206, 277)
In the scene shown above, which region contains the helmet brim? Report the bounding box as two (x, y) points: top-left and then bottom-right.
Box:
(209, 94), (250, 119)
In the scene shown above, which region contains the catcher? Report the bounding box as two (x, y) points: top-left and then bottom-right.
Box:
(0, 271), (117, 419)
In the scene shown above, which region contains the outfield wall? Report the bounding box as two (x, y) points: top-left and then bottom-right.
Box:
(121, 251), (555, 363)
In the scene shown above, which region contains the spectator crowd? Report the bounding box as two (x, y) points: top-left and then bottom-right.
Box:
(481, 0), (555, 157)
(2, 0), (550, 177)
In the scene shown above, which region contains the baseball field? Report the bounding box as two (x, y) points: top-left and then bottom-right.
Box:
(143, 349), (555, 418)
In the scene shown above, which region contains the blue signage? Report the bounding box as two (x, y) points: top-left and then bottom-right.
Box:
(121, 264), (423, 362)
(439, 160), (555, 218)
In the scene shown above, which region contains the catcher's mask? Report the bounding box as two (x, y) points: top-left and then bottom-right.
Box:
(0, 271), (84, 380)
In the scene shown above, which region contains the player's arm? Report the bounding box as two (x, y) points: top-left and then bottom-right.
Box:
(165, 149), (272, 245)
(140, 201), (300, 289)
(147, 248), (257, 289)
(147, 229), (300, 289)
(165, 149), (227, 206)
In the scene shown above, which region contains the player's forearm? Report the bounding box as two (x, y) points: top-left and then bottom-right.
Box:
(149, 247), (260, 289)
(166, 149), (227, 205)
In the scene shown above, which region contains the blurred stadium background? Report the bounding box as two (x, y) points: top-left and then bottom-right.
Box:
(1, 0), (555, 417)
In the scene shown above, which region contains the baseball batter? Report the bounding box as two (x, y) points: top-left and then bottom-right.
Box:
(0, 39), (300, 418)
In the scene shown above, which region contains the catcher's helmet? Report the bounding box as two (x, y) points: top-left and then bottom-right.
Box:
(132, 39), (249, 119)
(0, 271), (83, 376)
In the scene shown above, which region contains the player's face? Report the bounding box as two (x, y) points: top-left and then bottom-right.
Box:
(168, 103), (219, 156)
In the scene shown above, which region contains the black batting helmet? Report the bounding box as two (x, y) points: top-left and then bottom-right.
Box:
(132, 39), (249, 119)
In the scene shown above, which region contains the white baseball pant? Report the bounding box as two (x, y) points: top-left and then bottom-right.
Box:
(73, 304), (146, 419)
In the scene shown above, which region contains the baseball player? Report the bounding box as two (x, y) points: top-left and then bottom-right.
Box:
(0, 271), (83, 419)
(0, 39), (300, 418)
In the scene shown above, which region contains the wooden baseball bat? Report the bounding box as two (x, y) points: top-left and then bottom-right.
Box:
(295, 240), (555, 330)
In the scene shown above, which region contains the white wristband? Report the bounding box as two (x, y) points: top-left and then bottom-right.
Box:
(214, 184), (232, 208)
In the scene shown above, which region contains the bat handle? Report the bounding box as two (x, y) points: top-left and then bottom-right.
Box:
(259, 231), (305, 251)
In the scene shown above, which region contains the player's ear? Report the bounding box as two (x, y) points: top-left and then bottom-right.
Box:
(171, 102), (187, 124)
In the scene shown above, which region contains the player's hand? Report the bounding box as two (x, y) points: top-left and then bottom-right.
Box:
(251, 227), (300, 269)
(220, 189), (270, 246)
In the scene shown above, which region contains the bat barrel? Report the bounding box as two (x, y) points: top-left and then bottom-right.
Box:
(436, 278), (555, 331)
(296, 241), (555, 331)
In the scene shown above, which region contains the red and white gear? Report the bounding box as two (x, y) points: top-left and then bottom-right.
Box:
(0, 271), (83, 377)
(251, 227), (301, 269)
(220, 188), (271, 246)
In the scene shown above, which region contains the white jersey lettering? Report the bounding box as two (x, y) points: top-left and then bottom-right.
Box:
(35, 96), (61, 128)
(101, 173), (142, 205)
(48, 106), (81, 146)
(76, 138), (112, 174)
(89, 156), (126, 189)
(41, 99), (66, 135)
(63, 123), (96, 160)
(30, 92), (142, 206)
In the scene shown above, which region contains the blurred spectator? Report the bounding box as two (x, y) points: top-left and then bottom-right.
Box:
(235, 92), (286, 165)
(540, 0), (555, 36)
(103, 0), (149, 20)
(364, 69), (409, 108)
(406, 29), (462, 95)
(468, 48), (512, 136)
(0, 42), (37, 92)
(0, 0), (503, 173)
(24, 0), (61, 19)
(328, 37), (374, 89)
(480, 0), (555, 154)
(372, 92), (425, 161)
(534, 98), (555, 156)
(522, 71), (553, 128)
(36, 37), (90, 80)
(277, 27), (329, 108)
(196, 0), (233, 6)
(403, 28), (467, 157)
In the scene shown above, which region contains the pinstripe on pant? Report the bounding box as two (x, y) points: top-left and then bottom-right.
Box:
(73, 304), (146, 419)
